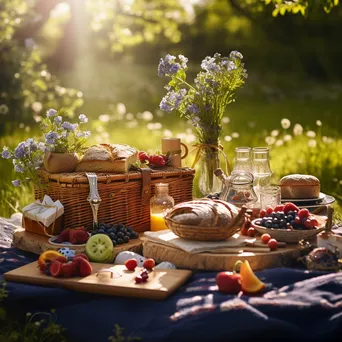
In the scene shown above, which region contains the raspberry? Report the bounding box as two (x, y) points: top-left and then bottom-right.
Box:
(149, 154), (166, 167)
(138, 151), (149, 163)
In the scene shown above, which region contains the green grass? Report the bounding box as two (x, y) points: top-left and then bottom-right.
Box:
(1, 64), (342, 218)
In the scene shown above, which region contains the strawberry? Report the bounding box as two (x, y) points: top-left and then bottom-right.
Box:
(78, 257), (93, 277)
(266, 206), (273, 215)
(62, 262), (77, 278)
(49, 260), (64, 277)
(143, 258), (155, 270)
(274, 205), (285, 212)
(52, 256), (67, 264)
(283, 203), (299, 214)
(259, 209), (267, 218)
(138, 151), (149, 163)
(69, 229), (89, 244)
(56, 228), (70, 243)
(298, 208), (310, 219)
(149, 154), (165, 167)
(73, 253), (89, 261)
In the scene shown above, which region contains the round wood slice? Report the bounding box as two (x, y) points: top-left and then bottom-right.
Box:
(143, 240), (301, 271)
(13, 229), (143, 261)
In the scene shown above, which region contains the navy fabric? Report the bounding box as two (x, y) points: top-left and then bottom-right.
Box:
(1, 247), (342, 342)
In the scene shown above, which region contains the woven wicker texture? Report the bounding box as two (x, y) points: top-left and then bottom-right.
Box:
(35, 167), (195, 232)
(164, 206), (246, 241)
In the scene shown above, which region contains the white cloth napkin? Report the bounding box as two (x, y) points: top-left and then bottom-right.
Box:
(143, 230), (253, 254)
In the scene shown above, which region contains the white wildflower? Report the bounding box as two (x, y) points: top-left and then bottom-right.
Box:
(98, 114), (110, 122)
(283, 134), (292, 142)
(281, 118), (291, 129)
(275, 139), (284, 147)
(126, 120), (138, 128)
(224, 135), (232, 142)
(306, 130), (316, 138)
(222, 117), (230, 124)
(308, 139), (317, 148)
(163, 129), (173, 137)
(316, 120), (322, 127)
(271, 130), (279, 137)
(125, 113), (134, 120)
(142, 111), (153, 121)
(293, 123), (303, 136)
(31, 102), (42, 113)
(265, 136), (275, 145)
(231, 132), (239, 138)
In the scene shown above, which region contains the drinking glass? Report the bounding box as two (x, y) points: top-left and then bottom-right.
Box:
(232, 147), (252, 173)
(260, 185), (281, 209)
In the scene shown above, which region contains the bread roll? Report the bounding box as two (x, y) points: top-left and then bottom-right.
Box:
(76, 144), (138, 173)
(167, 199), (239, 228)
(279, 174), (320, 199)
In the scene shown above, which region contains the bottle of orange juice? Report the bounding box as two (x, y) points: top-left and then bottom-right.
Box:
(150, 183), (174, 231)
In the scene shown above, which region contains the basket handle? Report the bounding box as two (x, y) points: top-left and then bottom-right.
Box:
(141, 168), (151, 205)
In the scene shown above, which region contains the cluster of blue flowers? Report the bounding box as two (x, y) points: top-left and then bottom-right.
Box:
(1, 108), (91, 187)
(157, 51), (247, 143)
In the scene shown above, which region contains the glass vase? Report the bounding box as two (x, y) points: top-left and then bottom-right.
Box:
(198, 147), (222, 196)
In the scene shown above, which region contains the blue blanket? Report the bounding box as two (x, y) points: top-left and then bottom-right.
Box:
(1, 247), (342, 342)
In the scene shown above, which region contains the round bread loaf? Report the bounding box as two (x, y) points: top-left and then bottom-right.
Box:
(279, 174), (320, 199)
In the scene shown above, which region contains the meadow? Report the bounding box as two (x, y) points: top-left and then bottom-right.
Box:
(1, 64), (342, 218)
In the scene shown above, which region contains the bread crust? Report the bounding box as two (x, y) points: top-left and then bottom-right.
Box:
(279, 174), (320, 199)
(76, 144), (138, 173)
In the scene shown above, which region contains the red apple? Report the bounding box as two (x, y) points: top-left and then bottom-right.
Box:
(216, 272), (242, 294)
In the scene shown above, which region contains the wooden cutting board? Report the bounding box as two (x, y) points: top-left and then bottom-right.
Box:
(4, 262), (192, 300)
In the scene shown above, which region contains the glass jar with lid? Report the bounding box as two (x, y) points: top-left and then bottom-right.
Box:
(219, 171), (258, 208)
(150, 183), (175, 231)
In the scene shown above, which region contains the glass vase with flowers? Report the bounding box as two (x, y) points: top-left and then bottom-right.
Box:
(158, 52), (247, 195)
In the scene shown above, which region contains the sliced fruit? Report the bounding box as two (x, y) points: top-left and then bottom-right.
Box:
(125, 259), (138, 271)
(78, 258), (93, 277)
(73, 253), (89, 261)
(49, 260), (64, 277)
(62, 262), (77, 278)
(143, 258), (155, 270)
(239, 260), (266, 294)
(85, 234), (114, 263)
(38, 250), (65, 267)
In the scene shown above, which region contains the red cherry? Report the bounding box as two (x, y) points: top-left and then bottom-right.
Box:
(268, 239), (278, 250)
(247, 227), (256, 237)
(261, 233), (271, 244)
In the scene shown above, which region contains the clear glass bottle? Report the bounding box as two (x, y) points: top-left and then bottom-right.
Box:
(252, 147), (273, 201)
(150, 183), (175, 231)
(232, 147), (253, 173)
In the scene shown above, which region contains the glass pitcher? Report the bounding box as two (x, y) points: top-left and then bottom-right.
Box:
(232, 147), (253, 173)
(219, 171), (258, 208)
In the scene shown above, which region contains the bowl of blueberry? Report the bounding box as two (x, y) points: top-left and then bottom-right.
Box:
(252, 202), (327, 243)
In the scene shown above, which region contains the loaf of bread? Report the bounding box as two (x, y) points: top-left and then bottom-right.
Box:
(76, 144), (138, 173)
(166, 198), (240, 228)
(279, 174), (320, 199)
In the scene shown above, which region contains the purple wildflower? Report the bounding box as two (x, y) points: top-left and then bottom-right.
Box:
(14, 164), (25, 173)
(61, 121), (76, 132)
(229, 51), (243, 59)
(45, 131), (59, 145)
(187, 104), (200, 115)
(47, 108), (57, 117)
(14, 142), (27, 159)
(78, 114), (88, 123)
(12, 180), (21, 187)
(1, 147), (11, 159)
(54, 116), (62, 124)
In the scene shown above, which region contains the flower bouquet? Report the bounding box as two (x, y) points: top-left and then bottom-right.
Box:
(1, 108), (91, 187)
(158, 52), (247, 195)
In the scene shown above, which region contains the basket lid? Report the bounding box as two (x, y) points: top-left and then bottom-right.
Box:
(38, 167), (195, 185)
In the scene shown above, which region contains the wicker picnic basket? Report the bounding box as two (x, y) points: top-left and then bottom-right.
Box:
(35, 167), (195, 233)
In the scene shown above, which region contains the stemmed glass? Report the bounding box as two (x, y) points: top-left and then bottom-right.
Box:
(232, 147), (253, 173)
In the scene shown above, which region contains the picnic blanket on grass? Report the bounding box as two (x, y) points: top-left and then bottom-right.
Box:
(1, 247), (342, 342)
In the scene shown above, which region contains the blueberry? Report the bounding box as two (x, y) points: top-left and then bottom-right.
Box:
(121, 227), (127, 234)
(287, 215), (294, 222)
(290, 220), (296, 227)
(271, 212), (277, 218)
(273, 218), (279, 224)
(91, 230), (98, 235)
(112, 239), (117, 246)
(117, 223), (125, 229)
(117, 238), (124, 244)
(265, 220), (273, 228)
(117, 232), (124, 238)
(98, 229), (105, 234)
(98, 223), (106, 230)
(131, 232), (139, 239)
(126, 227), (133, 233)
(279, 219), (286, 227)
(288, 211), (295, 217)
(126, 232), (131, 238)
(123, 236), (129, 243)
(273, 224), (279, 228)
(207, 194), (213, 199)
(109, 233), (116, 239)
(106, 228), (113, 234)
